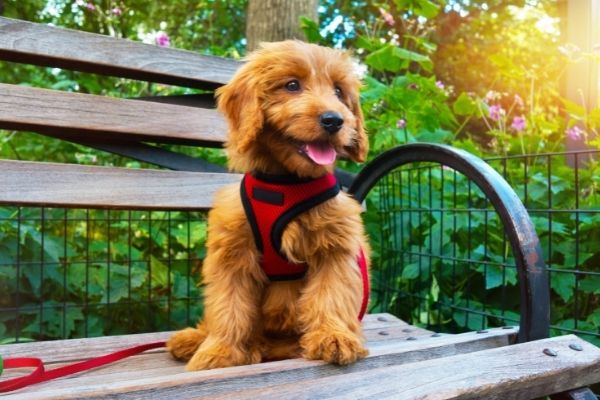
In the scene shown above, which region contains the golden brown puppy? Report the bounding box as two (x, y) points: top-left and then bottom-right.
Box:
(167, 40), (370, 371)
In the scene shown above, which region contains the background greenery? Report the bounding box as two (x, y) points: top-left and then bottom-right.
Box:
(0, 0), (598, 346)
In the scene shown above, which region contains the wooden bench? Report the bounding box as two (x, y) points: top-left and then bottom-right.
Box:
(0, 16), (599, 399)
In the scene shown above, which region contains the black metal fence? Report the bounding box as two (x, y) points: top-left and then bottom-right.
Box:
(365, 149), (599, 347)
(0, 149), (598, 347)
(0, 209), (206, 343)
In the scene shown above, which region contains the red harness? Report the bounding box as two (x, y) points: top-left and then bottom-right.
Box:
(240, 172), (369, 320)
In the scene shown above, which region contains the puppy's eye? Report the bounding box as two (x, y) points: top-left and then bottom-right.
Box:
(334, 86), (343, 99)
(285, 80), (301, 92)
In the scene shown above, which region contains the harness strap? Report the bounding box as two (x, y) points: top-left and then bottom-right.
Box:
(241, 172), (340, 281)
(0, 341), (165, 393)
(357, 247), (369, 321)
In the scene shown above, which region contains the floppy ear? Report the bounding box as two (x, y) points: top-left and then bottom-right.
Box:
(216, 67), (264, 155)
(346, 90), (369, 163)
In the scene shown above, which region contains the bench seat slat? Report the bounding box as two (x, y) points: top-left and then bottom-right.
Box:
(0, 17), (239, 89)
(3, 330), (516, 399)
(0, 314), (417, 364)
(221, 335), (600, 400)
(0, 315), (518, 399)
(0, 83), (227, 146)
(0, 159), (241, 209)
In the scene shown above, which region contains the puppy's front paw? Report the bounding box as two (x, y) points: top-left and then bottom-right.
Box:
(167, 327), (207, 361)
(301, 330), (368, 365)
(186, 340), (262, 371)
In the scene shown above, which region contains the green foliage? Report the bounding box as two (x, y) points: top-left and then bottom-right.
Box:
(0, 209), (206, 341)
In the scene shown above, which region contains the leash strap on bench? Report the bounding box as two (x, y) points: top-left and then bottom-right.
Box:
(0, 341), (165, 393)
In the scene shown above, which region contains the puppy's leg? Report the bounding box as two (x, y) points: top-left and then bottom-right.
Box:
(185, 244), (264, 371)
(167, 320), (209, 361)
(298, 252), (368, 365)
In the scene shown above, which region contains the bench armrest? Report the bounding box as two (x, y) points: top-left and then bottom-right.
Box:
(349, 143), (550, 342)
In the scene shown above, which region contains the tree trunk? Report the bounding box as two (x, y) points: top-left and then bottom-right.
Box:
(246, 0), (318, 52)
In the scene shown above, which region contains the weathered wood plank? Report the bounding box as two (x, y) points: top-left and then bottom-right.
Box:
(0, 17), (240, 89)
(0, 159), (241, 209)
(213, 335), (600, 400)
(0, 314), (405, 364)
(0, 83), (227, 146)
(0, 326), (519, 399)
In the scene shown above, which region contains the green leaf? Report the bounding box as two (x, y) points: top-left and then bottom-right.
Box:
(101, 264), (148, 303)
(299, 16), (322, 44)
(395, 0), (440, 19)
(579, 276), (600, 294)
(355, 35), (377, 52)
(477, 264), (517, 290)
(394, 47), (431, 63)
(150, 255), (171, 289)
(453, 307), (487, 331)
(365, 45), (404, 73)
(588, 309), (600, 326)
(453, 93), (477, 116)
(365, 45), (431, 73)
(401, 263), (420, 280)
(561, 97), (586, 118)
(415, 0), (440, 19)
(415, 128), (452, 143)
(551, 274), (575, 302)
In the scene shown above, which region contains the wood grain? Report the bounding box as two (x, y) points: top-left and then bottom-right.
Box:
(0, 159), (241, 209)
(0, 314), (404, 364)
(4, 330), (515, 399)
(214, 335), (600, 400)
(0, 17), (240, 89)
(0, 83), (227, 146)
(0, 322), (522, 399)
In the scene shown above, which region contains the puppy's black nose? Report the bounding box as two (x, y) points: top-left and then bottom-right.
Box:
(320, 111), (344, 134)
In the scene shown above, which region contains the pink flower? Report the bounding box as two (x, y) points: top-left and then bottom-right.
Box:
(155, 32), (170, 48)
(514, 94), (524, 108)
(436, 80), (445, 90)
(566, 126), (584, 141)
(485, 90), (500, 102)
(378, 7), (395, 27)
(396, 119), (406, 129)
(86, 2), (96, 11)
(511, 116), (526, 132)
(111, 7), (122, 16)
(488, 105), (505, 121)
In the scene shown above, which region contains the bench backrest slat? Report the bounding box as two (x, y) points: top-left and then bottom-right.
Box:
(0, 160), (241, 210)
(0, 17), (239, 89)
(0, 83), (228, 146)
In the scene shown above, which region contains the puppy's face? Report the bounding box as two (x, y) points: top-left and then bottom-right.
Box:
(217, 41), (368, 178)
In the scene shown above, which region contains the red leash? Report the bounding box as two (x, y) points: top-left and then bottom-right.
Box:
(0, 341), (165, 393)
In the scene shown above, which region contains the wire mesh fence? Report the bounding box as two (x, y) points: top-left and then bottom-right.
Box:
(365, 149), (599, 346)
(0, 208), (206, 343)
(0, 149), (598, 346)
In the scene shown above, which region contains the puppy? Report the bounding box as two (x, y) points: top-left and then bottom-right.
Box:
(167, 40), (370, 371)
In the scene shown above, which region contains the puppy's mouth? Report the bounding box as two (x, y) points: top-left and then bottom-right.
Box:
(297, 141), (337, 166)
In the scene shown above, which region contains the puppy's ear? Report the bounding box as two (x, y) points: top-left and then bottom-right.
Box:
(346, 90), (369, 163)
(216, 67), (263, 155)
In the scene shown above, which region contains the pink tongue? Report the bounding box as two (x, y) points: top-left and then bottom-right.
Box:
(305, 142), (337, 165)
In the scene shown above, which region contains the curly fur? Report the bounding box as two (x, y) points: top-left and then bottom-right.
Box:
(167, 40), (371, 371)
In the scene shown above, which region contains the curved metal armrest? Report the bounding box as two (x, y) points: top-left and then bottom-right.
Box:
(349, 143), (550, 343)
